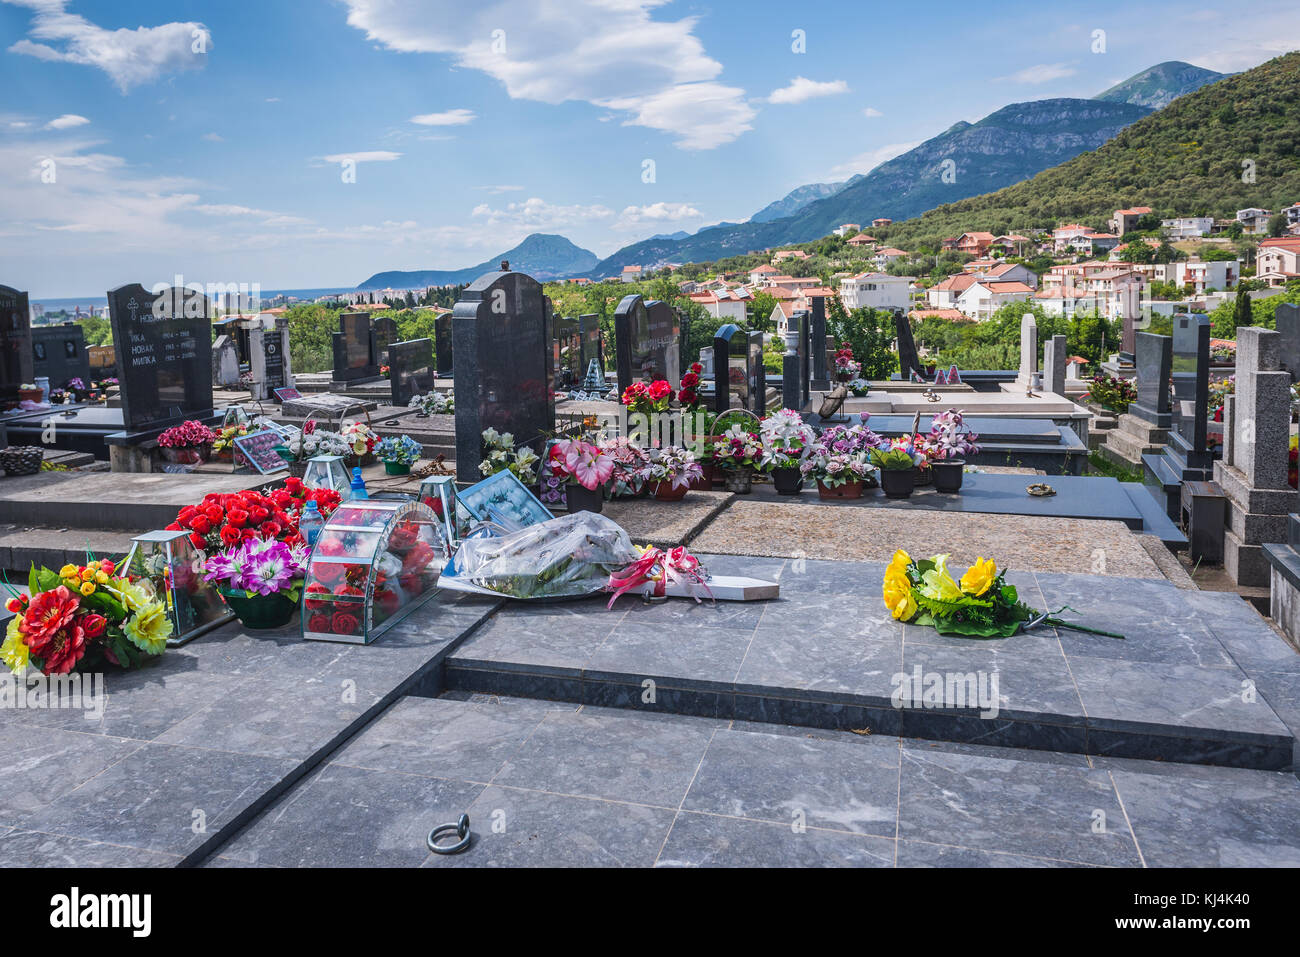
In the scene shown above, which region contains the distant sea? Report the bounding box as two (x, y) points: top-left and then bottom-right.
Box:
(32, 286), (358, 314)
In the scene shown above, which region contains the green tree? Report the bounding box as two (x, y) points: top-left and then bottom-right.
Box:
(826, 296), (896, 379)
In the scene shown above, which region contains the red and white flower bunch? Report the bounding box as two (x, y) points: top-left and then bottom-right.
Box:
(759, 410), (816, 471)
(833, 343), (861, 378)
(621, 379), (674, 415)
(713, 424), (763, 470)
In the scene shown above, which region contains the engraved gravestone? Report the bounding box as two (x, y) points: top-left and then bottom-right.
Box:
(748, 330), (767, 416)
(614, 295), (680, 395)
(894, 311), (925, 380)
(553, 315), (582, 390)
(434, 312), (453, 377)
(107, 283), (214, 432)
(712, 323), (748, 413)
(31, 324), (90, 390)
(389, 338), (436, 407)
(1042, 334), (1067, 397)
(1130, 331), (1173, 428)
(579, 314), (603, 378)
(1170, 314), (1211, 464)
(452, 265), (554, 483)
(810, 295), (828, 388)
(0, 284), (33, 403)
(212, 335), (239, 388)
(1016, 313), (1038, 388)
(372, 315), (397, 363)
(332, 311), (379, 382)
(1276, 302), (1300, 384)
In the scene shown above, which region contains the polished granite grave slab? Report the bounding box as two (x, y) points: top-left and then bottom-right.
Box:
(0, 589), (501, 866)
(444, 557), (1298, 770)
(206, 694), (1300, 867)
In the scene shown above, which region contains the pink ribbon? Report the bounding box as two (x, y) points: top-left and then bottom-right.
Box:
(606, 546), (713, 608)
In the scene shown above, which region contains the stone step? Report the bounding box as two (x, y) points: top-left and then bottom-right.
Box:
(0, 471), (268, 532)
(0, 525), (138, 574)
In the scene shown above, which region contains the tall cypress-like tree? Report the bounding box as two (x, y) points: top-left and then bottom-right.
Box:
(1233, 286), (1254, 333)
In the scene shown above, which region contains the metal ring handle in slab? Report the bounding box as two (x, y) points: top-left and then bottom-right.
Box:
(427, 814), (471, 855)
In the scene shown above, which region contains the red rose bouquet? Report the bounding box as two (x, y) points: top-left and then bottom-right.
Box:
(621, 379), (675, 415)
(167, 477), (341, 553)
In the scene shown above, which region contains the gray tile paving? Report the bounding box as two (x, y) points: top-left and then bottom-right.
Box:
(0, 829), (181, 867)
(0, 730), (141, 826)
(658, 811), (896, 867)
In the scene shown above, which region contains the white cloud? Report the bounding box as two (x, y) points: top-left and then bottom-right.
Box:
(471, 196), (614, 230)
(863, 107), (883, 118)
(767, 77), (849, 105)
(340, 0), (754, 149)
(616, 202), (703, 227)
(475, 184), (524, 194)
(3, 0), (212, 92)
(411, 108), (475, 126)
(992, 62), (1076, 84)
(45, 113), (89, 130)
(827, 141), (921, 180)
(321, 150), (402, 164)
(202, 132), (223, 142)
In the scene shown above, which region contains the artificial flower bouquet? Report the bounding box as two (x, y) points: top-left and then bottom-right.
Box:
(292, 422), (350, 460)
(204, 538), (309, 601)
(212, 424), (250, 460)
(926, 409), (980, 461)
(341, 421), (380, 461)
(3, 559), (172, 676)
(408, 390), (454, 415)
(758, 409), (816, 471)
(621, 379), (675, 416)
(602, 438), (651, 497)
(1085, 373), (1137, 414)
(819, 419), (885, 456)
(833, 342), (861, 380)
(870, 436), (927, 470)
(376, 435), (423, 467)
(639, 446), (703, 495)
(883, 550), (1123, 640)
(713, 424), (763, 470)
(167, 478), (341, 552)
(677, 363), (704, 413)
(158, 420), (217, 450)
(479, 428), (540, 485)
(547, 438), (615, 491)
(802, 449), (872, 488)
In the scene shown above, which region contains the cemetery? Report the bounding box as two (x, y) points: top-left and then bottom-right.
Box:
(2, 265), (1299, 870)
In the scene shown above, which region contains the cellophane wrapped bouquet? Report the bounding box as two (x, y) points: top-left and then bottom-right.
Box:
(452, 512), (640, 600)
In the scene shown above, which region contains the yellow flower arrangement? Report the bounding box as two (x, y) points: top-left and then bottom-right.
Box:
(1, 616), (29, 672)
(122, 601), (173, 655)
(960, 557), (997, 597)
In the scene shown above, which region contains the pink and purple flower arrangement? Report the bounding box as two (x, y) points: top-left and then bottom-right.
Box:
(203, 537), (310, 600)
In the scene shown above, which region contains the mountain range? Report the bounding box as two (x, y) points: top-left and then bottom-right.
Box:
(357, 233), (598, 290)
(355, 61), (1226, 289)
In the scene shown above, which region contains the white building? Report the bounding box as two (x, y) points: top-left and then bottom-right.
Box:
(838, 272), (911, 312)
(1160, 217), (1214, 239)
(955, 280), (1035, 321)
(1237, 208), (1272, 235)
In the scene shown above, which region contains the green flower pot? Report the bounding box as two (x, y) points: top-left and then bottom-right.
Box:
(220, 588), (301, 630)
(384, 461), (412, 476)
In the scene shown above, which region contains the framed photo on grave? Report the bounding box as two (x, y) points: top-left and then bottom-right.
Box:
(274, 387), (303, 403)
(232, 428), (289, 475)
(456, 469), (554, 533)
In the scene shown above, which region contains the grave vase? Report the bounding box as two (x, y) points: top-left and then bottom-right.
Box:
(651, 481), (689, 501)
(771, 466), (804, 496)
(879, 467), (915, 499)
(931, 459), (965, 493)
(722, 466), (754, 494)
(817, 479), (863, 500)
(565, 482), (604, 514)
(219, 588), (301, 631)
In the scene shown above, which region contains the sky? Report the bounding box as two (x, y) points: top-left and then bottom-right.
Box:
(2, 0), (1299, 298)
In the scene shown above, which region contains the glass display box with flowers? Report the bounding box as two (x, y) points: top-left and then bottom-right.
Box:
(303, 453), (352, 500)
(157, 420), (217, 466)
(120, 529), (235, 646)
(301, 500), (445, 645)
(376, 435), (423, 476)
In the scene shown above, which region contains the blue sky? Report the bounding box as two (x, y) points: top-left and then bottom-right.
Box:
(2, 0), (1298, 297)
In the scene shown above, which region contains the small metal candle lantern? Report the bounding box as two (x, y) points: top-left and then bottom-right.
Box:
(120, 530), (235, 646)
(303, 454), (351, 499)
(222, 405), (252, 431)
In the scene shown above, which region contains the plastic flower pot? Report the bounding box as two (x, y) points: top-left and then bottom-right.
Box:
(931, 459), (965, 493)
(879, 467), (915, 499)
(817, 479), (863, 500)
(914, 465), (933, 487)
(651, 481), (689, 501)
(383, 461), (412, 476)
(219, 588), (301, 630)
(565, 483), (604, 513)
(687, 472), (712, 492)
(771, 466), (804, 496)
(701, 462), (725, 488)
(722, 465), (754, 494)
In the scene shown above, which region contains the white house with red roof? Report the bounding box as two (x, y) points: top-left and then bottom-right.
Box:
(621, 265), (643, 283)
(927, 273), (978, 309)
(748, 264), (780, 284)
(1256, 238), (1300, 286)
(839, 272), (911, 312)
(955, 279), (1035, 320)
(1109, 206), (1152, 236)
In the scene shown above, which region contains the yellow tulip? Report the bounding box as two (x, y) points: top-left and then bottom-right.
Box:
(961, 557), (998, 597)
(59, 564), (79, 579)
(79, 581), (96, 596)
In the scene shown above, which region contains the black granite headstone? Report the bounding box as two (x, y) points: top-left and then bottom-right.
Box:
(389, 338), (436, 407)
(452, 267), (554, 483)
(553, 316), (582, 390)
(810, 296), (828, 387)
(107, 283), (214, 433)
(895, 311), (926, 379)
(31, 324), (90, 389)
(0, 284), (33, 403)
(712, 323), (747, 413)
(332, 311), (379, 382)
(614, 295), (680, 396)
(372, 315), (397, 363)
(434, 313), (453, 377)
(1130, 331), (1173, 429)
(579, 314), (603, 376)
(262, 322), (287, 392)
(748, 330), (767, 416)
(792, 309), (810, 408)
(1170, 314), (1211, 463)
(1276, 301), (1300, 384)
